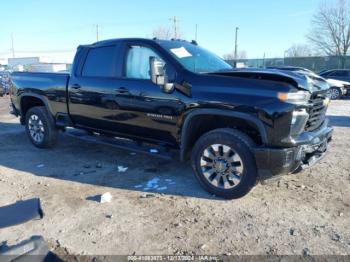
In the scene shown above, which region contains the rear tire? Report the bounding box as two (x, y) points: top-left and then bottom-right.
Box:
(25, 106), (58, 148)
(328, 87), (342, 100)
(191, 128), (257, 199)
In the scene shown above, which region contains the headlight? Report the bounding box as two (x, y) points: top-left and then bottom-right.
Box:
(278, 91), (311, 105)
(290, 109), (309, 136)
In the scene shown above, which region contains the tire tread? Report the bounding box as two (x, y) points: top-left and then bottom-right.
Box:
(25, 106), (58, 148)
(191, 128), (257, 199)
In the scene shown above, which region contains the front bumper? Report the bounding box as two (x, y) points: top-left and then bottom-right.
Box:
(346, 88), (350, 96)
(254, 122), (333, 181)
(341, 87), (348, 96)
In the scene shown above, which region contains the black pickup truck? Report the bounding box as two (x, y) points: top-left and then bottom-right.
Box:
(10, 38), (333, 198)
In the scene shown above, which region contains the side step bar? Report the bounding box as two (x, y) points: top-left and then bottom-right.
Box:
(65, 128), (175, 160)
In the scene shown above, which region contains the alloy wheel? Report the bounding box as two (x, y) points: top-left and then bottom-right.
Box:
(200, 144), (244, 189)
(28, 114), (45, 143)
(329, 88), (340, 99)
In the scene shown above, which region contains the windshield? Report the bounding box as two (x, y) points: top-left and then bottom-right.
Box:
(158, 41), (233, 73)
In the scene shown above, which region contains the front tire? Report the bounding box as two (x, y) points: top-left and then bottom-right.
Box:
(191, 128), (257, 199)
(25, 106), (58, 148)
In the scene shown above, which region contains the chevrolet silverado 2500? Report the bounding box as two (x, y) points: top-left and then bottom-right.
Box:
(9, 38), (333, 198)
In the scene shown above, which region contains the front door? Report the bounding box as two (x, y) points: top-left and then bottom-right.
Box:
(114, 44), (185, 145)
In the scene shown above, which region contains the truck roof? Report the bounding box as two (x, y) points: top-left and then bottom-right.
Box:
(82, 38), (196, 48)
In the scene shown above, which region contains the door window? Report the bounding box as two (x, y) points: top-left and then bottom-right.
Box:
(126, 46), (161, 79)
(82, 46), (116, 77)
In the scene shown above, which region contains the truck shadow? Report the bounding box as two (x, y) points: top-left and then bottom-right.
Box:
(0, 122), (219, 200)
(328, 115), (350, 128)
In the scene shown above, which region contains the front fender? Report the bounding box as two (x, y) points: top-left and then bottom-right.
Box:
(179, 109), (268, 161)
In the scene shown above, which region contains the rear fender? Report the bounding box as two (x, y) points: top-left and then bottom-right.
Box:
(19, 93), (54, 123)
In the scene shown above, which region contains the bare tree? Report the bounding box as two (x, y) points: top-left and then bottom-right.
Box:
(223, 50), (248, 60)
(286, 44), (312, 57)
(307, 0), (350, 67)
(152, 25), (183, 40)
(152, 26), (173, 40)
(222, 53), (234, 60)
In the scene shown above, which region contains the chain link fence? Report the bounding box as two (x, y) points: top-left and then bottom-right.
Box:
(227, 56), (350, 73)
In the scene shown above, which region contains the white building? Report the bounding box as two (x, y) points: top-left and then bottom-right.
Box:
(8, 57), (41, 67)
(29, 63), (67, 72)
(0, 58), (7, 66)
(7, 57), (68, 72)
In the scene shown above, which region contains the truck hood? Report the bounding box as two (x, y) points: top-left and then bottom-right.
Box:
(208, 69), (330, 93)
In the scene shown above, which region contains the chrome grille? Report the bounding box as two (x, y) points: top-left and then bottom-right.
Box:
(305, 94), (328, 132)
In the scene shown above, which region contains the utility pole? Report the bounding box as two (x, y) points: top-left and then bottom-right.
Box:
(234, 27), (239, 67)
(11, 33), (15, 58)
(95, 24), (99, 42)
(169, 16), (179, 39)
(262, 53), (266, 68)
(283, 50), (288, 65)
(195, 24), (198, 41)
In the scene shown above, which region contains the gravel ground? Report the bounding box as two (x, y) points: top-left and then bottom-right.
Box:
(0, 95), (349, 258)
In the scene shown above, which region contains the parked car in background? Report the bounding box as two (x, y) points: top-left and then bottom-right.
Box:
(0, 74), (6, 96)
(0, 84), (5, 97)
(319, 69), (350, 99)
(325, 78), (350, 100)
(319, 69), (350, 82)
(268, 66), (349, 100)
(267, 66), (315, 75)
(0, 71), (11, 95)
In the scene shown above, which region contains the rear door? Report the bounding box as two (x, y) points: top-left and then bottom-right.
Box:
(68, 44), (129, 132)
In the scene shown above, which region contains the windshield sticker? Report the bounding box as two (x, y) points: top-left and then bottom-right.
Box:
(170, 47), (192, 58)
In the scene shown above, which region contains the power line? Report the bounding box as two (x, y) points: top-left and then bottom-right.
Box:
(4, 19), (164, 39)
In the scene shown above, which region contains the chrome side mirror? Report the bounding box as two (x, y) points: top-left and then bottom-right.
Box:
(150, 57), (174, 93)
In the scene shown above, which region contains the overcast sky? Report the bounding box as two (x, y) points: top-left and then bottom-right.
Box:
(0, 0), (320, 63)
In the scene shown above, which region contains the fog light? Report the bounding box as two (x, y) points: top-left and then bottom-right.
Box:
(284, 150), (294, 167)
(291, 109), (309, 136)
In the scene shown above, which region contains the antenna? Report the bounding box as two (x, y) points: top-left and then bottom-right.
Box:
(94, 24), (99, 41)
(169, 16), (179, 39)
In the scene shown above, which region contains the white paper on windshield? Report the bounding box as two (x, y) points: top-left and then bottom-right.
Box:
(170, 47), (192, 58)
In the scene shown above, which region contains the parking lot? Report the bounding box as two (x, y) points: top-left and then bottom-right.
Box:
(0, 95), (349, 257)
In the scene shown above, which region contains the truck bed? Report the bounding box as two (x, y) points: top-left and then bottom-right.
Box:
(10, 71), (70, 118)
